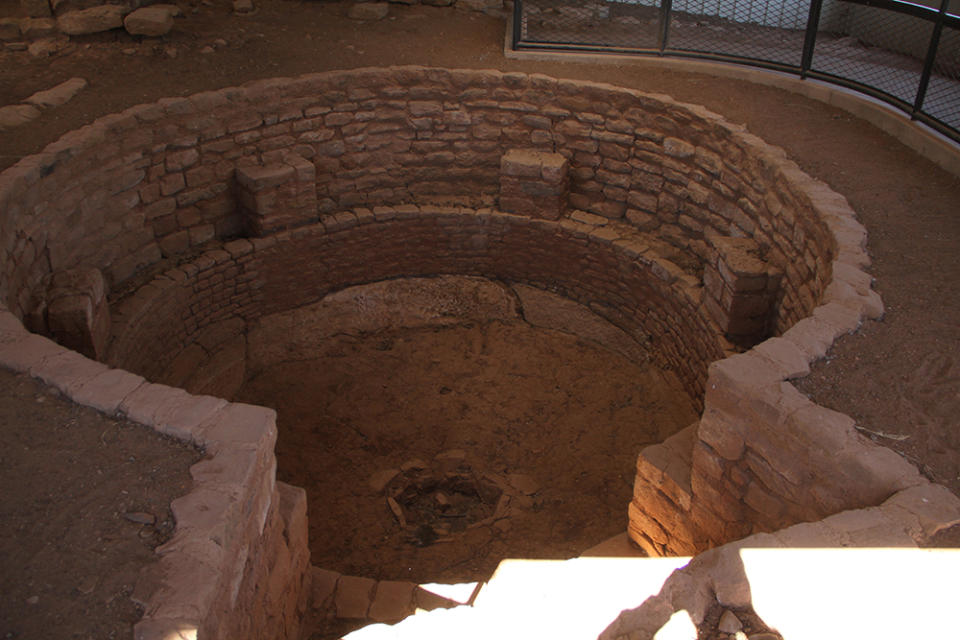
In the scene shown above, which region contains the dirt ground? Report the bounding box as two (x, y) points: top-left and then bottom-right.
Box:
(0, 368), (199, 640)
(237, 320), (696, 584)
(2, 0), (960, 638)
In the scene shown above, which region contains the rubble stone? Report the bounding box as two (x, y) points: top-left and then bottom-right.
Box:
(24, 77), (87, 108)
(0, 104), (41, 130)
(124, 6), (175, 36)
(21, 17), (56, 38)
(21, 0), (52, 18)
(57, 5), (127, 35)
(0, 19), (21, 41)
(348, 2), (389, 20)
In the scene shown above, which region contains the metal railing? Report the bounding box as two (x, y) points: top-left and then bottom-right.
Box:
(512, 0), (960, 143)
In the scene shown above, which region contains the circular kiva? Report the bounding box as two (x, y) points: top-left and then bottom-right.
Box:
(0, 68), (924, 640)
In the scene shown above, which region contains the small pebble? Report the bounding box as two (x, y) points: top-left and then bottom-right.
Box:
(26, 595), (39, 605)
(123, 511), (156, 525)
(200, 46), (214, 54)
(76, 576), (97, 595)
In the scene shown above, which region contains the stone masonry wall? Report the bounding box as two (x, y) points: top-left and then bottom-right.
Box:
(629, 177), (893, 557)
(0, 67), (910, 636)
(0, 67), (834, 344)
(105, 207), (724, 406)
(0, 308), (310, 640)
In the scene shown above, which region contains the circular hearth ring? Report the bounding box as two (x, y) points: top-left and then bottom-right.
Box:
(370, 450), (541, 547)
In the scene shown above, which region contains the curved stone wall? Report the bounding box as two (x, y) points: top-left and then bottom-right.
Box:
(106, 208), (722, 406)
(1, 67), (938, 640)
(0, 67), (834, 340)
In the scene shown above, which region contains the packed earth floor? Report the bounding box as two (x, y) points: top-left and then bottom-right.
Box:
(1, 1), (959, 638)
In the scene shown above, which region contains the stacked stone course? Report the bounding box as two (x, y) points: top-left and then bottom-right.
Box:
(0, 67), (837, 340)
(0, 67), (917, 638)
(106, 207), (723, 406)
(0, 309), (310, 640)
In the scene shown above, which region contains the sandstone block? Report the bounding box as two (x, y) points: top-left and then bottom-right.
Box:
(369, 581), (416, 623)
(197, 402), (277, 456)
(347, 2), (389, 20)
(57, 5), (128, 35)
(21, 17), (56, 38)
(0, 18), (21, 41)
(334, 575), (376, 618)
(124, 6), (174, 36)
(499, 148), (569, 220)
(0, 104), (41, 131)
(21, 0), (51, 18)
(66, 368), (145, 414)
(663, 137), (695, 159)
(27, 35), (66, 56)
(24, 76), (87, 108)
(236, 156), (317, 236)
(46, 266), (110, 360)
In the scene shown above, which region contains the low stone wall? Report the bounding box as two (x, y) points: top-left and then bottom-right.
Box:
(628, 172), (893, 557)
(0, 308), (311, 640)
(606, 482), (960, 640)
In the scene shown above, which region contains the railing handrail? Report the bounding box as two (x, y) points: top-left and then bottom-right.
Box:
(512, 0), (960, 144)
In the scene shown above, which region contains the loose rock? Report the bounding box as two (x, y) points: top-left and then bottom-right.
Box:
(400, 458), (427, 473)
(122, 511), (156, 525)
(57, 5), (127, 36)
(368, 468), (400, 493)
(124, 6), (174, 37)
(27, 36), (65, 57)
(507, 473), (540, 495)
(386, 496), (407, 528)
(347, 2), (389, 20)
(21, 17), (56, 39)
(150, 3), (183, 17)
(233, 0), (254, 13)
(718, 609), (743, 633)
(0, 104), (41, 131)
(24, 77), (87, 108)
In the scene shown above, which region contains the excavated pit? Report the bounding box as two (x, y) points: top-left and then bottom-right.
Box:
(233, 298), (699, 582)
(0, 67), (911, 640)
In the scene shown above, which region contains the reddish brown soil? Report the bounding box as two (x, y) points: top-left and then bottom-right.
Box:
(0, 368), (199, 640)
(2, 1), (960, 638)
(237, 320), (696, 584)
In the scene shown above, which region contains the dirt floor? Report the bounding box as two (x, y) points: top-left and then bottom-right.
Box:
(0, 368), (199, 640)
(2, 0), (960, 638)
(237, 320), (696, 584)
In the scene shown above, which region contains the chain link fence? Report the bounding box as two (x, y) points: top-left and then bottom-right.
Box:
(513, 0), (960, 143)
